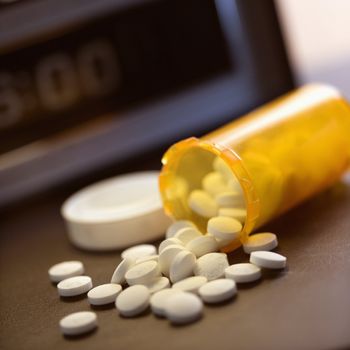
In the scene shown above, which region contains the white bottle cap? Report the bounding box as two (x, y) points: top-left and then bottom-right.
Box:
(61, 171), (171, 251)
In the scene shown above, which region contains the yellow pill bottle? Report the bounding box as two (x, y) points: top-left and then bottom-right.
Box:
(159, 84), (350, 252)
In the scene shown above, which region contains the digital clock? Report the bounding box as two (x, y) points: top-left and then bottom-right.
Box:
(0, 0), (294, 207)
(0, 0), (231, 152)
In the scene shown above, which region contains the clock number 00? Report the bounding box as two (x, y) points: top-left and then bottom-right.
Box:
(0, 39), (120, 128)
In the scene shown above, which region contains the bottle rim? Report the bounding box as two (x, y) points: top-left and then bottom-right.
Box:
(159, 137), (260, 252)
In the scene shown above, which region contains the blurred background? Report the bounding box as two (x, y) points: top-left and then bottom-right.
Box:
(0, 0), (349, 209)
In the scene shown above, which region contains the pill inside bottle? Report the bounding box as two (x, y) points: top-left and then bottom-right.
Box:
(159, 84), (350, 252)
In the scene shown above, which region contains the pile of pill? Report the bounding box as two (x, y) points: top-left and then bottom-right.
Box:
(50, 156), (287, 336)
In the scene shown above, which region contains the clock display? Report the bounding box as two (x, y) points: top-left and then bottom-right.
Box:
(0, 0), (231, 152)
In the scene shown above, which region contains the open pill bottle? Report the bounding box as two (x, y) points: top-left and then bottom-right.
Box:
(159, 84), (350, 252)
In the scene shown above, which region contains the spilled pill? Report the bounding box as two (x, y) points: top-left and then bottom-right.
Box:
(59, 311), (97, 336)
(88, 283), (122, 305)
(199, 279), (236, 304)
(169, 250), (196, 283)
(121, 244), (157, 260)
(57, 276), (93, 297)
(125, 260), (160, 286)
(115, 285), (150, 317)
(166, 220), (196, 239)
(164, 292), (203, 324)
(207, 216), (242, 241)
(186, 235), (218, 257)
(250, 251), (286, 269)
(48, 261), (84, 283)
(225, 263), (261, 283)
(243, 233), (278, 254)
(110, 257), (135, 284)
(172, 276), (207, 294)
(150, 288), (183, 317)
(194, 253), (229, 281)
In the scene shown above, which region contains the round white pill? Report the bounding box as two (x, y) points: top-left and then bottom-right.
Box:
(125, 260), (160, 286)
(194, 253), (229, 281)
(213, 157), (234, 182)
(243, 233), (278, 253)
(115, 285), (150, 317)
(198, 279), (237, 303)
(135, 255), (159, 265)
(57, 276), (93, 297)
(169, 250), (196, 283)
(164, 292), (203, 324)
(215, 191), (245, 208)
(250, 251), (287, 269)
(166, 220), (196, 239)
(146, 276), (170, 294)
(174, 227), (202, 245)
(218, 208), (246, 223)
(169, 176), (189, 199)
(150, 288), (183, 317)
(121, 244), (157, 260)
(87, 283), (122, 305)
(158, 245), (186, 276)
(48, 261), (84, 283)
(158, 238), (183, 254)
(207, 216), (242, 241)
(186, 235), (218, 257)
(110, 257), (135, 284)
(59, 311), (97, 336)
(172, 276), (207, 294)
(202, 172), (229, 196)
(225, 263), (261, 283)
(188, 190), (218, 218)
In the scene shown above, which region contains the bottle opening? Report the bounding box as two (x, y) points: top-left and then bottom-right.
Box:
(159, 137), (260, 252)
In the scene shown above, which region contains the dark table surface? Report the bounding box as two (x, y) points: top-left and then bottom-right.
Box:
(1, 172), (350, 350)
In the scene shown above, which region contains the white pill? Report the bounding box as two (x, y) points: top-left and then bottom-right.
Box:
(207, 216), (242, 241)
(150, 288), (183, 317)
(194, 253), (229, 281)
(250, 251), (287, 269)
(87, 283), (122, 305)
(110, 257), (135, 284)
(57, 276), (93, 297)
(59, 311), (97, 336)
(186, 235), (218, 257)
(166, 220), (196, 239)
(243, 232), (278, 253)
(188, 190), (218, 218)
(218, 208), (246, 224)
(172, 276), (207, 294)
(158, 244), (186, 276)
(213, 157), (234, 182)
(198, 279), (236, 303)
(215, 191), (245, 208)
(115, 285), (150, 317)
(168, 176), (189, 200)
(164, 292), (203, 324)
(169, 250), (196, 283)
(48, 261), (84, 283)
(146, 276), (170, 294)
(121, 244), (157, 260)
(135, 255), (159, 265)
(225, 263), (261, 283)
(158, 238), (183, 254)
(202, 172), (229, 196)
(125, 260), (160, 286)
(174, 227), (202, 245)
